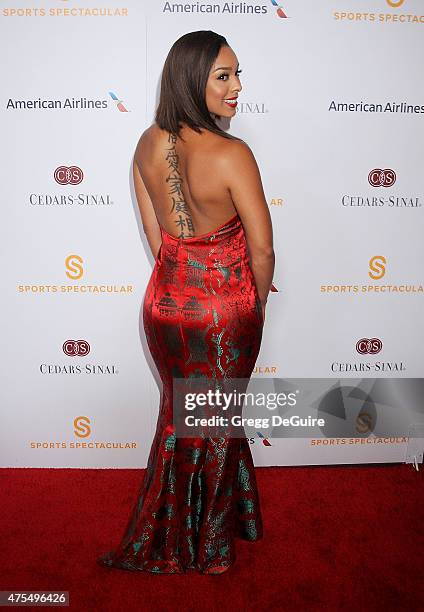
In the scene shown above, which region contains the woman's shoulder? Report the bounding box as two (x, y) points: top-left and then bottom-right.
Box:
(214, 135), (257, 171)
(134, 123), (167, 160)
(135, 122), (252, 162)
(138, 122), (164, 144)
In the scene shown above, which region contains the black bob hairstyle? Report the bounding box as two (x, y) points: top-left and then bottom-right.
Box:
(155, 30), (242, 142)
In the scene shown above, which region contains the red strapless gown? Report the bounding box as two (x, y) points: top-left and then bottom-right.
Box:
(98, 213), (264, 574)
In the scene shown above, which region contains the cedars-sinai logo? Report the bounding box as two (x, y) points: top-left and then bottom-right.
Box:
(63, 340), (91, 357)
(368, 169), (396, 187)
(54, 166), (83, 185)
(356, 338), (383, 355)
(270, 0), (288, 18)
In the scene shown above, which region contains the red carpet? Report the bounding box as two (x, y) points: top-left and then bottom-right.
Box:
(0, 464), (423, 611)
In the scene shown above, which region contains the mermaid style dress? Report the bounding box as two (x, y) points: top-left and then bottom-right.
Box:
(98, 212), (264, 574)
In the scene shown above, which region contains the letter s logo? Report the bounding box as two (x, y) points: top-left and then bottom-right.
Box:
(66, 254), (84, 279)
(74, 416), (91, 438)
(368, 255), (386, 280)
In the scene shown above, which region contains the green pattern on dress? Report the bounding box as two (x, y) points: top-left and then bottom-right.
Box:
(167, 462), (176, 495)
(238, 458), (251, 491)
(239, 498), (255, 514)
(165, 431), (176, 451)
(219, 543), (230, 557)
(244, 519), (257, 540)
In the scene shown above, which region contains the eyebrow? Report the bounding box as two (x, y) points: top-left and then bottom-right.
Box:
(213, 63), (240, 72)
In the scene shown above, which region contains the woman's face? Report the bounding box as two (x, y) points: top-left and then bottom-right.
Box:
(205, 45), (242, 118)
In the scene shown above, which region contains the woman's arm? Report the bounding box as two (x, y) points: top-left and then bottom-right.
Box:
(219, 140), (275, 308)
(132, 157), (162, 260)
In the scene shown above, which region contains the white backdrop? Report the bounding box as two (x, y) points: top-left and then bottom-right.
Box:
(1, 0), (423, 467)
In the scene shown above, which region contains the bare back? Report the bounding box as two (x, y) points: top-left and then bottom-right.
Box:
(134, 123), (237, 239)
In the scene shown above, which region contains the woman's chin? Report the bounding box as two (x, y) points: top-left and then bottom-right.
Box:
(211, 107), (236, 120)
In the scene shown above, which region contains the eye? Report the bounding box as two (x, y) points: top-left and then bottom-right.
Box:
(218, 69), (243, 80)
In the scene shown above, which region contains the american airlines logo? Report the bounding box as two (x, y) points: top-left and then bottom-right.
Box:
(108, 91), (129, 112)
(270, 0), (288, 18)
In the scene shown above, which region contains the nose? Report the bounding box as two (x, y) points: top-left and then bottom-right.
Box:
(233, 79), (242, 94)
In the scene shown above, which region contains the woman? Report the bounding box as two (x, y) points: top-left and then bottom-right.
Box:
(98, 30), (274, 575)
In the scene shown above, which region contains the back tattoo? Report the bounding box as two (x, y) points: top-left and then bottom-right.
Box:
(165, 132), (195, 238)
